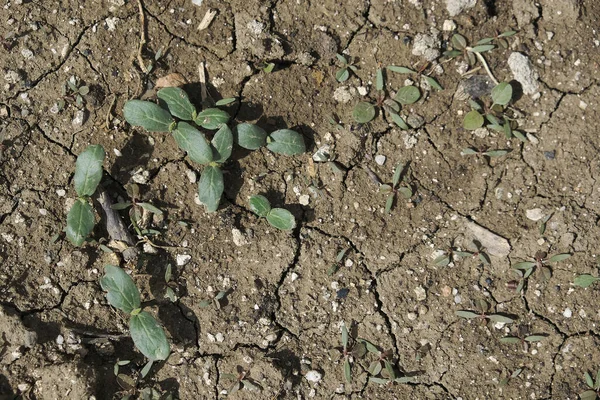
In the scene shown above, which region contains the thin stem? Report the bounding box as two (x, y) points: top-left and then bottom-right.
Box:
(466, 48), (499, 85)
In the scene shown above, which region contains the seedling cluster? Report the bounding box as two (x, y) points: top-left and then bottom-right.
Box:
(248, 195), (296, 231)
(510, 251), (571, 294)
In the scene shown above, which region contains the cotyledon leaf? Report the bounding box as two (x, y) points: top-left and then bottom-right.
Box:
(123, 100), (174, 132)
(157, 87), (196, 120)
(266, 129), (306, 155)
(74, 144), (105, 197)
(198, 165), (224, 213)
(99, 265), (141, 314)
(129, 311), (170, 361)
(66, 199), (95, 246)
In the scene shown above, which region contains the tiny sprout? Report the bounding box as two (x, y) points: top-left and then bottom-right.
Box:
(498, 367), (523, 387)
(222, 367), (262, 394)
(433, 240), (489, 267)
(60, 75), (90, 110)
(378, 162), (413, 214)
(499, 328), (547, 352)
(335, 54), (357, 82)
(462, 146), (510, 158)
(456, 299), (515, 324)
(327, 248), (349, 275)
(512, 250), (572, 282)
(580, 368), (600, 400)
(330, 324), (366, 384)
(199, 289), (230, 309)
(249, 195), (296, 231)
(539, 213), (552, 235)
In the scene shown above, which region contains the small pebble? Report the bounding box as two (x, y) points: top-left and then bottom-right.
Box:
(526, 208), (544, 221)
(442, 19), (457, 31)
(375, 155), (386, 165)
(299, 194), (310, 206)
(454, 295), (462, 304)
(544, 150), (555, 160)
(305, 370), (322, 383)
(563, 308), (572, 318)
(176, 254), (191, 266)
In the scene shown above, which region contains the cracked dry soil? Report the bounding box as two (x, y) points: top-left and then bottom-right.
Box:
(1, 0), (600, 399)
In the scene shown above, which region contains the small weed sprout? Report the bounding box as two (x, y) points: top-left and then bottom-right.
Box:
(221, 366), (262, 394)
(111, 183), (163, 241)
(164, 264), (177, 302)
(379, 162), (413, 213)
(433, 240), (490, 267)
(462, 146), (510, 159)
(580, 369), (600, 400)
(456, 299), (516, 325)
(499, 326), (546, 352)
(58, 75), (90, 111)
(498, 367), (523, 387)
(66, 145), (106, 246)
(100, 265), (170, 375)
(249, 195), (296, 231)
(512, 250), (571, 283)
(327, 248), (349, 276)
(358, 339), (415, 385)
(335, 53), (358, 82)
(199, 288), (231, 309)
(330, 324), (365, 383)
(123, 84), (305, 212)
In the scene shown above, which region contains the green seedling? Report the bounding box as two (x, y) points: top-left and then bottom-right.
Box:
(199, 289), (230, 309)
(100, 265), (170, 374)
(330, 324), (366, 384)
(327, 248), (349, 275)
(256, 61), (275, 73)
(124, 85), (305, 213)
(335, 53), (358, 82)
(462, 146), (510, 158)
(574, 273), (600, 288)
(498, 367), (523, 387)
(539, 213), (552, 235)
(456, 299), (516, 325)
(433, 240), (489, 267)
(499, 326), (546, 352)
(580, 369), (600, 400)
(512, 250), (571, 282)
(379, 162), (413, 213)
(249, 195), (296, 231)
(59, 75), (90, 110)
(222, 366), (261, 395)
(66, 144), (106, 246)
(387, 63), (443, 91)
(111, 183), (163, 240)
(358, 339), (415, 385)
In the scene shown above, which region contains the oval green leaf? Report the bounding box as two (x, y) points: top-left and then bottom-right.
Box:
(74, 144), (105, 197)
(249, 195), (271, 218)
(234, 123), (268, 150)
(215, 97), (237, 106)
(123, 100), (174, 132)
(336, 68), (349, 82)
(491, 82), (513, 106)
(451, 34), (467, 50)
(195, 108), (229, 130)
(387, 66), (416, 74)
(172, 122), (213, 165)
(548, 253), (571, 263)
(574, 274), (600, 288)
(99, 265), (141, 314)
(424, 76), (443, 90)
(129, 311), (170, 361)
(198, 165), (224, 213)
(211, 124), (233, 163)
(266, 129), (306, 155)
(266, 208), (296, 231)
(456, 310), (479, 319)
(352, 102), (376, 123)
(66, 199), (95, 246)
(469, 44), (495, 53)
(157, 87), (196, 120)
(463, 110), (484, 130)
(390, 112), (409, 130)
(395, 86), (421, 105)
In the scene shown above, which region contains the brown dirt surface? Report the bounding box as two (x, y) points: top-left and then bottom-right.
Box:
(1, 0), (600, 399)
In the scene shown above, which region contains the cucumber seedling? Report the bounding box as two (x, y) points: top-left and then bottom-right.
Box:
(580, 369), (600, 400)
(248, 195), (296, 231)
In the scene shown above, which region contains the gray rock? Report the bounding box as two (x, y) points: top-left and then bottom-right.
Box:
(508, 52), (539, 95)
(465, 220), (511, 257)
(412, 32), (440, 61)
(446, 0), (477, 16)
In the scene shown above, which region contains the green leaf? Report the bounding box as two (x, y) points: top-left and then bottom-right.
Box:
(140, 360), (153, 378)
(111, 202), (132, 210)
(574, 274), (600, 288)
(392, 163), (404, 187)
(74, 145), (105, 197)
(499, 30), (517, 37)
(488, 314), (515, 324)
(263, 63), (275, 73)
(266, 129), (306, 155)
(336, 68), (349, 82)
(123, 100), (174, 132)
(341, 324), (349, 348)
(266, 208), (296, 231)
(241, 379), (259, 391)
(443, 50), (462, 58)
(344, 359), (352, 383)
(385, 194), (395, 214)
(395, 86), (421, 105)
(580, 390), (597, 400)
(376, 68), (384, 91)
(451, 34), (467, 50)
(137, 202), (163, 215)
(336, 53), (348, 65)
(477, 37), (494, 45)
(234, 123), (268, 150)
(99, 265), (141, 314)
(491, 82), (513, 106)
(198, 165), (224, 213)
(397, 187), (412, 199)
(462, 148), (478, 155)
(525, 335), (546, 342)
(215, 98), (237, 106)
(424, 76), (443, 90)
(172, 122), (213, 165)
(157, 87), (196, 120)
(433, 254), (450, 266)
(387, 66), (416, 74)
(585, 372), (595, 389)
(211, 124), (233, 163)
(390, 112), (409, 130)
(384, 360), (396, 380)
(469, 44), (495, 53)
(456, 310), (479, 319)
(368, 361), (383, 376)
(369, 377), (389, 385)
(513, 130), (528, 142)
(249, 195), (271, 218)
(548, 253), (571, 263)
(470, 99), (483, 111)
(513, 261), (536, 270)
(395, 376), (416, 383)
(484, 150), (509, 157)
(360, 339), (379, 354)
(66, 199), (95, 246)
(464, 110), (484, 130)
(165, 264), (172, 283)
(499, 337), (521, 344)
(353, 102), (376, 123)
(195, 108), (229, 130)
(129, 311), (170, 361)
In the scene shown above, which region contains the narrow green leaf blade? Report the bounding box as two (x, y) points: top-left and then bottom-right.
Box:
(172, 122), (213, 165)
(484, 150), (509, 157)
(524, 335), (546, 342)
(499, 337), (521, 344)
(491, 82), (513, 106)
(341, 324), (349, 348)
(129, 311), (170, 361)
(211, 124), (233, 162)
(395, 86), (421, 105)
(392, 163), (404, 187)
(249, 195), (271, 218)
(74, 145), (105, 197)
(99, 265), (141, 314)
(512, 261), (536, 270)
(215, 97), (237, 106)
(574, 274), (599, 288)
(424, 75), (443, 90)
(488, 314), (515, 324)
(344, 359), (352, 383)
(137, 202), (163, 215)
(198, 166), (224, 213)
(387, 66), (416, 74)
(123, 100), (174, 132)
(385, 194), (394, 214)
(548, 253), (571, 263)
(195, 108), (229, 130)
(234, 123), (268, 150)
(157, 87), (196, 120)
(266, 129), (306, 155)
(266, 208), (296, 231)
(469, 44), (495, 53)
(66, 199), (95, 246)
(376, 68), (384, 91)
(140, 360), (153, 378)
(456, 310), (479, 319)
(585, 372), (595, 389)
(390, 112), (409, 130)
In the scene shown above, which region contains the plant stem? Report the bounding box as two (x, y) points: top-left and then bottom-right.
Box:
(467, 48), (499, 85)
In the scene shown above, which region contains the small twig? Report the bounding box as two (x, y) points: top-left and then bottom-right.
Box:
(136, 0), (148, 73)
(104, 94), (117, 130)
(95, 186), (139, 261)
(198, 61), (208, 104)
(466, 48), (499, 85)
(197, 9), (217, 31)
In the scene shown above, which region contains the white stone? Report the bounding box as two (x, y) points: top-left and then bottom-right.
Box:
(72, 110), (85, 127)
(305, 370), (322, 383)
(375, 155), (386, 165)
(56, 189), (66, 197)
(508, 52), (539, 95)
(445, 0), (477, 16)
(176, 254), (191, 266)
(357, 86), (368, 96)
(443, 19), (457, 31)
(231, 228), (249, 246)
(563, 308), (572, 318)
(186, 170), (197, 183)
(526, 208), (544, 221)
(299, 195), (310, 206)
(414, 285), (427, 301)
(412, 32), (440, 61)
